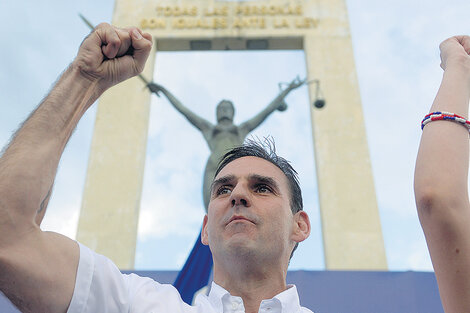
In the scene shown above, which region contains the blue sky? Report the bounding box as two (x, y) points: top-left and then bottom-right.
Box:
(1, 0), (469, 271)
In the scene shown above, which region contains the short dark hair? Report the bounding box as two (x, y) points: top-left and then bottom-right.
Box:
(214, 137), (303, 259)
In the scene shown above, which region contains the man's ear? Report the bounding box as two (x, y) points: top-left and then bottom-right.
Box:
(201, 214), (209, 246)
(291, 211), (311, 243)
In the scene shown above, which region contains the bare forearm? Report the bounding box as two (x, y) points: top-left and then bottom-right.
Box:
(0, 65), (99, 230)
(415, 62), (470, 207)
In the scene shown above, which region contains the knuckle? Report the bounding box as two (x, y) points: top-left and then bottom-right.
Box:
(142, 40), (152, 50)
(143, 32), (153, 42)
(110, 37), (121, 47)
(96, 22), (110, 29)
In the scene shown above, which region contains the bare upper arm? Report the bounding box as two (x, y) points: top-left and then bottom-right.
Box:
(417, 198), (470, 312)
(0, 228), (79, 313)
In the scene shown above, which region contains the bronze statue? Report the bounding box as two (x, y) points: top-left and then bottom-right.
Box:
(148, 78), (305, 211)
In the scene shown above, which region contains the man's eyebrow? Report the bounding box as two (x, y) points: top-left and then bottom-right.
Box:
(248, 174), (280, 192)
(210, 174), (236, 194)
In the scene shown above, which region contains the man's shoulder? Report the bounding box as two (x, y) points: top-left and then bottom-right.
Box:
(72, 243), (192, 312)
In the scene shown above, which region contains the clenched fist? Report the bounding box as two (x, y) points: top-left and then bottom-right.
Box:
(439, 35), (470, 71)
(72, 23), (153, 92)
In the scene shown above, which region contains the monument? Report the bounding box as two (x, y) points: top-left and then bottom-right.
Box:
(76, 0), (388, 271)
(148, 79), (304, 210)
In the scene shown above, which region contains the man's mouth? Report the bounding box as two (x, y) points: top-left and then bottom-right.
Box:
(226, 215), (255, 226)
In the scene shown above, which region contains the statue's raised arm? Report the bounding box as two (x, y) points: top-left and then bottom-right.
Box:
(239, 77), (305, 137)
(148, 82), (214, 133)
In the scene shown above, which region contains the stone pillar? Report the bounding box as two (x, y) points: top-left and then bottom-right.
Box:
(76, 1), (157, 269)
(76, 0), (387, 270)
(303, 0), (387, 270)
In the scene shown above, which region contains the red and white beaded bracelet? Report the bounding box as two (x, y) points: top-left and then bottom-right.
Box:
(421, 111), (470, 132)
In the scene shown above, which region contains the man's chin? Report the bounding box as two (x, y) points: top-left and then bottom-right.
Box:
(224, 235), (257, 254)
(226, 243), (257, 259)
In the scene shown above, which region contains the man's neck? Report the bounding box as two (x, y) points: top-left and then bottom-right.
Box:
(213, 262), (287, 313)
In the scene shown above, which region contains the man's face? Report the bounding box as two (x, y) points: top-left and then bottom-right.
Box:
(202, 156), (302, 264)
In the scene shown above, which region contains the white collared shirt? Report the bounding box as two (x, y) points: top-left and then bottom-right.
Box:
(206, 281), (312, 313)
(67, 243), (314, 313)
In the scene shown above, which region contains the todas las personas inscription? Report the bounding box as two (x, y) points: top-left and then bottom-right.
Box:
(141, 3), (319, 30)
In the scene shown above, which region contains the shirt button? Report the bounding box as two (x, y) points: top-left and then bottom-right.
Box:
(231, 302), (238, 310)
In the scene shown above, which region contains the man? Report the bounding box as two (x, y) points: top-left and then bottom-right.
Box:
(414, 35), (470, 312)
(0, 23), (311, 313)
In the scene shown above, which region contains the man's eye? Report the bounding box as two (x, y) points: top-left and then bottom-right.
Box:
(216, 186), (232, 196)
(255, 184), (272, 193)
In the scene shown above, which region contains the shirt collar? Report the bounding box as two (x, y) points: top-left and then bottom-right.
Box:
(207, 281), (302, 312)
(271, 284), (301, 312)
(207, 282), (229, 311)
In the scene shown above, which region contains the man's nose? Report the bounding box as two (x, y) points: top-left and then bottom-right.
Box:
(229, 184), (251, 207)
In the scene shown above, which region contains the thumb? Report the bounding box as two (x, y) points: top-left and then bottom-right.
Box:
(130, 28), (153, 74)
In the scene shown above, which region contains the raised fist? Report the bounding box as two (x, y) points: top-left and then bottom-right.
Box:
(73, 23), (153, 92)
(439, 35), (470, 71)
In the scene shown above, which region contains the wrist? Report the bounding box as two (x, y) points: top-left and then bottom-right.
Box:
(67, 64), (103, 103)
(443, 59), (470, 97)
(444, 55), (470, 79)
(46, 65), (102, 125)
(69, 61), (109, 96)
